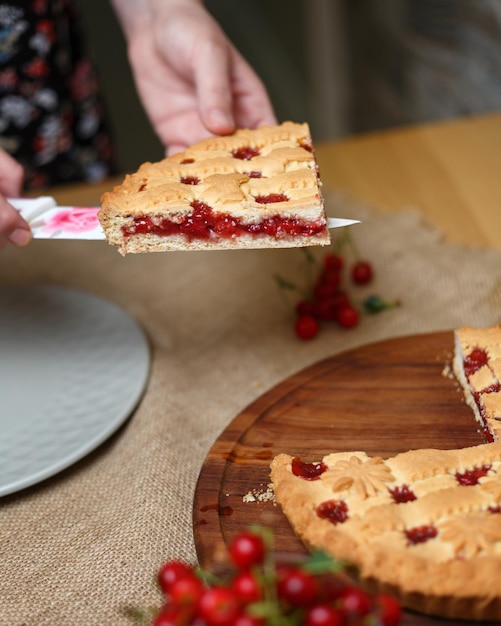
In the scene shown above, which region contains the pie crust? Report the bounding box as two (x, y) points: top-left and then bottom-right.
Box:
(98, 122), (330, 255)
(270, 325), (501, 621)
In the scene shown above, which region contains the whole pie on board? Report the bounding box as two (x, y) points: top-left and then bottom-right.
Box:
(98, 122), (330, 255)
(270, 325), (501, 621)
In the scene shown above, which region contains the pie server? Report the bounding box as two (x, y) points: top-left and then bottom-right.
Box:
(9, 196), (359, 241)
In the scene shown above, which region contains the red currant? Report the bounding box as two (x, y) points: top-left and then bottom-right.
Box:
(296, 300), (317, 317)
(351, 260), (373, 285)
(338, 585), (372, 617)
(168, 575), (204, 607)
(277, 567), (318, 607)
(228, 532), (265, 569)
(336, 305), (359, 329)
(376, 593), (402, 626)
(197, 586), (240, 626)
(158, 560), (193, 594)
(313, 281), (337, 301)
(234, 613), (267, 626)
(295, 315), (319, 340)
(316, 291), (351, 322)
(315, 297), (338, 321)
(304, 604), (345, 626)
(317, 573), (346, 601)
(319, 268), (341, 289)
(230, 570), (261, 604)
(152, 606), (187, 626)
(323, 253), (344, 271)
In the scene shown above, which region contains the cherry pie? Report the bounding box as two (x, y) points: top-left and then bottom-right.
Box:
(270, 325), (501, 621)
(98, 122), (330, 255)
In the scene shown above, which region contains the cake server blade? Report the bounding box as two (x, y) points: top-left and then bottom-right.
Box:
(327, 217), (360, 229)
(10, 197), (359, 241)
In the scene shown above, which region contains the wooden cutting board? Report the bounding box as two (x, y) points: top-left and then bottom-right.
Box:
(193, 331), (488, 626)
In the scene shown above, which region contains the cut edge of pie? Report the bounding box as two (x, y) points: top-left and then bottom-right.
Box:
(270, 325), (501, 621)
(98, 122), (330, 255)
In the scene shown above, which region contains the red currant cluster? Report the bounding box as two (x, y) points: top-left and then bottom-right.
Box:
(293, 253), (374, 340)
(276, 231), (399, 340)
(146, 528), (402, 626)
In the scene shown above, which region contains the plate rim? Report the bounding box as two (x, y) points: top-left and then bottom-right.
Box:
(0, 284), (151, 497)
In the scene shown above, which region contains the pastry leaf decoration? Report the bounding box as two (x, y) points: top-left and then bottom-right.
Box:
(323, 455), (395, 499)
(480, 477), (501, 501)
(439, 513), (501, 557)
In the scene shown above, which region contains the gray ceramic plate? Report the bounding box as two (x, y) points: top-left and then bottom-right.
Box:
(0, 285), (150, 496)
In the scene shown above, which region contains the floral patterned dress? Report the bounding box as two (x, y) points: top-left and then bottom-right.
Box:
(0, 0), (116, 190)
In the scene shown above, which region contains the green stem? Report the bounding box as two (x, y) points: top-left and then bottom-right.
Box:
(332, 226), (360, 259)
(274, 273), (311, 304)
(298, 248), (319, 299)
(195, 567), (225, 586)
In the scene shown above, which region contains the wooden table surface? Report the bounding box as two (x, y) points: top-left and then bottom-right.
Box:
(316, 112), (501, 248)
(43, 112), (501, 248)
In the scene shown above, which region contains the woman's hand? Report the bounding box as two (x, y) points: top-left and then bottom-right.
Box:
(0, 150), (31, 249)
(112, 0), (277, 154)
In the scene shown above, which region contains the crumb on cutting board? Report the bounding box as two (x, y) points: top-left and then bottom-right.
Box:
(243, 484), (275, 504)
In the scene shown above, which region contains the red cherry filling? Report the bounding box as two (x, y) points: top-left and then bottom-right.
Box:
(232, 146), (260, 160)
(255, 193), (288, 204)
(138, 182), (147, 192)
(244, 171), (263, 178)
(404, 524), (437, 545)
(291, 457), (327, 480)
(471, 386), (500, 443)
(477, 418), (496, 443)
(477, 383), (501, 396)
(388, 484), (417, 504)
(212, 216), (239, 237)
(316, 499), (349, 525)
(455, 464), (491, 485)
(180, 176), (199, 185)
(464, 348), (488, 376)
(462, 348), (500, 443)
(298, 140), (313, 153)
(122, 201), (326, 241)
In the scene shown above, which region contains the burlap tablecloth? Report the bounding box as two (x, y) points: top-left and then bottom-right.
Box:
(1, 190), (500, 625)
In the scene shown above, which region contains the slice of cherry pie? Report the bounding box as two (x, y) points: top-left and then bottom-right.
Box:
(270, 325), (501, 621)
(453, 325), (501, 443)
(98, 122), (330, 255)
